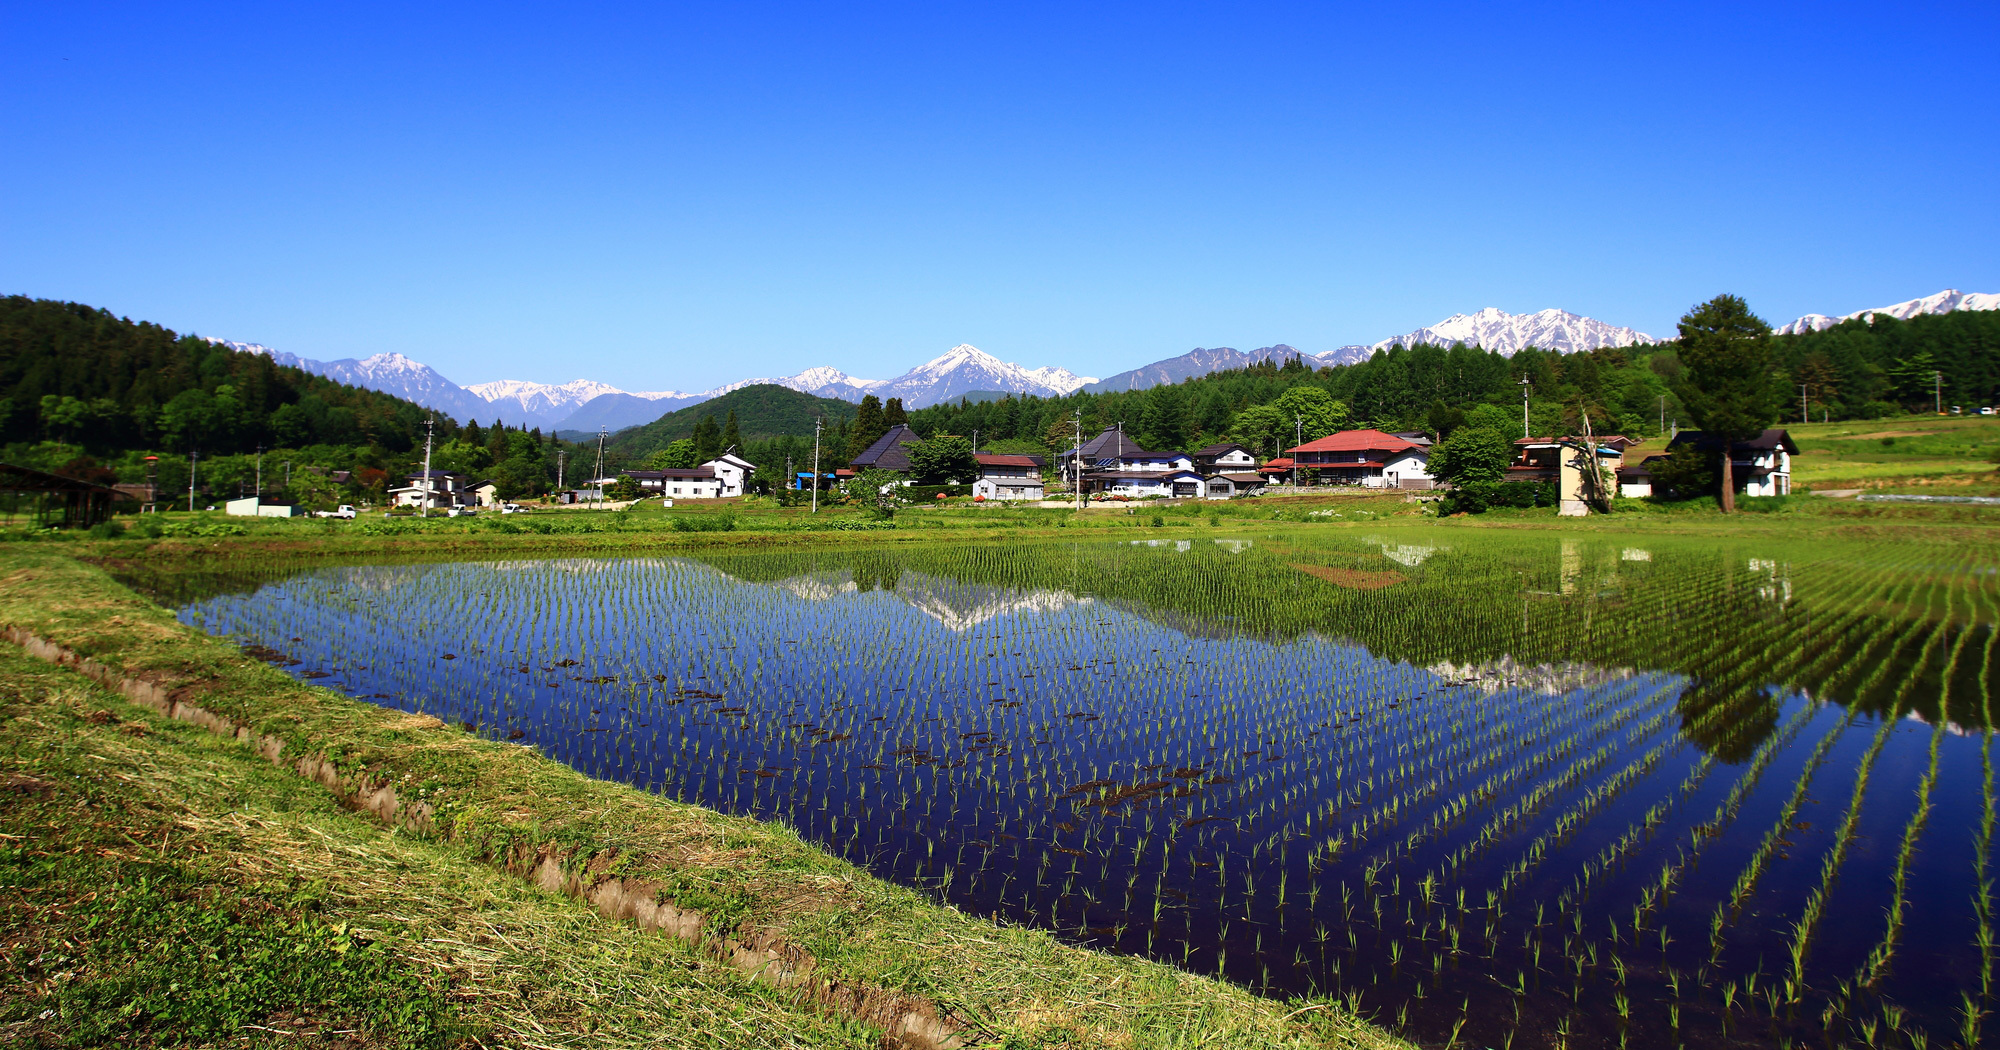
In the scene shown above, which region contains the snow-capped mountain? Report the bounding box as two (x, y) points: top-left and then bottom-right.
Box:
(872, 344), (1094, 407)
(1374, 308), (1655, 355)
(1086, 345), (1316, 392)
(466, 378), (695, 428)
(705, 345), (1094, 409)
(1775, 289), (2000, 336)
(216, 341), (499, 423)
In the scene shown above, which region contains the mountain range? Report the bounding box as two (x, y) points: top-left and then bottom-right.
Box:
(218, 290), (1995, 432)
(1774, 288), (2000, 336)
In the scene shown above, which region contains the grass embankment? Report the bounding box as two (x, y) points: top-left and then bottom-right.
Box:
(0, 545), (1410, 1050)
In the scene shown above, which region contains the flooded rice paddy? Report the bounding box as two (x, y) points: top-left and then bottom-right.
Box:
(148, 531), (1994, 1049)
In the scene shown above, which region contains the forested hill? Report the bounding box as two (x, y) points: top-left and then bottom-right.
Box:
(0, 295), (448, 454)
(904, 308), (2000, 458)
(608, 384), (858, 457)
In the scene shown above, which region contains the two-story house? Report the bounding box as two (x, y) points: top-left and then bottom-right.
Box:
(388, 470), (476, 510)
(971, 454), (1045, 501)
(619, 452), (759, 499)
(1665, 429), (1798, 497)
(1284, 430), (1435, 489)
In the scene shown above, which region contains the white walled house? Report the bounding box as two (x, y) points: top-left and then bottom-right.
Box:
(1285, 430), (1435, 489)
(706, 452), (755, 497)
(387, 470), (476, 510)
(1667, 430), (1798, 497)
(1090, 469), (1208, 499)
(971, 454), (1045, 501)
(1192, 443), (1258, 472)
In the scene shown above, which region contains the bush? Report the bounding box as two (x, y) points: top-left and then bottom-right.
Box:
(668, 513), (737, 533)
(800, 518), (896, 531)
(158, 518), (248, 538)
(903, 484), (972, 501)
(1438, 480), (1558, 515)
(86, 519), (126, 539)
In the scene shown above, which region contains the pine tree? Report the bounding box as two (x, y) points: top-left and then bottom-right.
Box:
(692, 416), (722, 463)
(721, 409), (740, 453)
(1673, 294), (1778, 513)
(883, 397), (907, 429)
(848, 395), (886, 459)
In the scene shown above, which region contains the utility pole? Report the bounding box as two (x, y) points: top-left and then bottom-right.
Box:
(810, 417), (822, 514)
(420, 416), (436, 517)
(254, 446), (263, 500)
(282, 461), (292, 495)
(1801, 383), (1810, 425)
(593, 427), (607, 507)
(1935, 371), (1944, 415)
(188, 450), (199, 513)
(1520, 377), (1532, 440)
(785, 453), (793, 498)
(1659, 395), (1666, 438)
(1073, 409), (1083, 513)
(556, 449), (568, 491)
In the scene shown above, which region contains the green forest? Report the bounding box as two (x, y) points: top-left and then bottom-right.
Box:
(0, 297), (594, 507)
(901, 306), (2000, 459)
(8, 292), (1997, 507)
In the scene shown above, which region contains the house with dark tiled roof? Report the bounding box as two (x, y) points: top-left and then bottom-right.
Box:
(849, 424), (923, 473)
(1666, 429), (1798, 497)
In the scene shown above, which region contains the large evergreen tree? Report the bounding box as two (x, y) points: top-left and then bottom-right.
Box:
(882, 397), (907, 429)
(721, 408), (740, 453)
(848, 394), (886, 459)
(1672, 294), (1779, 513)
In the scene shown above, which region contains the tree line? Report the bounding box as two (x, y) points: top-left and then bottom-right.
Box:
(1, 296), (599, 506)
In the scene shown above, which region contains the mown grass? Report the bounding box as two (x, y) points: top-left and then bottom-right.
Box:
(0, 545), (1414, 1050)
(0, 646), (880, 1049)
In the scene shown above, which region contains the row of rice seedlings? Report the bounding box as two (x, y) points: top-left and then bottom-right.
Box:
(1777, 578), (1961, 1003)
(1851, 607), (1975, 990)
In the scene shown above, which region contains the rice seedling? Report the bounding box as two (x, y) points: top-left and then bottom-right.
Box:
(153, 529), (1997, 1050)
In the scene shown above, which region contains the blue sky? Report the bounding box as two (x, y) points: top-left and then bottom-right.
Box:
(3, 2), (1995, 392)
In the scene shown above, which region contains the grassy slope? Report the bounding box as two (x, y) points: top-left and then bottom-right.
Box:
(0, 544), (1411, 1050)
(1784, 411), (2000, 493)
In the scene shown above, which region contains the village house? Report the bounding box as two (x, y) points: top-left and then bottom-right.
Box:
(1284, 430), (1435, 489)
(971, 453), (1045, 501)
(387, 470), (478, 511)
(1190, 442), (1258, 472)
(848, 424), (923, 473)
(1507, 436), (1631, 515)
(1664, 429), (1798, 497)
(614, 453), (758, 499)
(1202, 472), (1267, 498)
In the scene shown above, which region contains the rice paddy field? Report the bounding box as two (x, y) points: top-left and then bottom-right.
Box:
(130, 528), (1995, 1050)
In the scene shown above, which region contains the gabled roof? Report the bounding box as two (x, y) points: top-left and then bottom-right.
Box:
(975, 454), (1039, 468)
(1668, 429), (1800, 454)
(1286, 429), (1419, 455)
(1192, 443), (1251, 457)
(709, 452), (757, 470)
(1215, 472), (1265, 484)
(1069, 427), (1144, 463)
(1087, 469), (1206, 481)
(849, 424), (922, 471)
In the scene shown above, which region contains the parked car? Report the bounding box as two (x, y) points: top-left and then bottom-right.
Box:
(313, 505), (358, 519)
(500, 503), (527, 514)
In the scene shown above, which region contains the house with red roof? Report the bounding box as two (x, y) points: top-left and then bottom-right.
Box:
(971, 453), (1045, 501)
(1283, 429), (1435, 489)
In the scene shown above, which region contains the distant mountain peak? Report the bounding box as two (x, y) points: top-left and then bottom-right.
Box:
(1775, 288), (2000, 336)
(1375, 307), (1654, 355)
